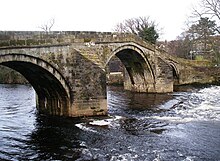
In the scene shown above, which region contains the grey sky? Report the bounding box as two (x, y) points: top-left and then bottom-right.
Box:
(0, 0), (199, 40)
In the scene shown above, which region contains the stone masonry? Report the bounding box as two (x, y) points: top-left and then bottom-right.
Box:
(0, 31), (219, 117)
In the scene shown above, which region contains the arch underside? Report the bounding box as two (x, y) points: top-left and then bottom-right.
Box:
(169, 63), (179, 85)
(110, 47), (156, 93)
(0, 54), (70, 116)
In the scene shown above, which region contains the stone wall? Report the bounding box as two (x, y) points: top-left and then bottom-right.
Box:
(0, 31), (155, 51)
(178, 66), (220, 85)
(1, 31), (220, 118)
(107, 72), (124, 85)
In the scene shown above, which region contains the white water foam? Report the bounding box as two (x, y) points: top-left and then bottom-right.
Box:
(159, 99), (180, 110)
(152, 86), (220, 122)
(151, 116), (195, 123)
(89, 116), (123, 128)
(75, 116), (123, 132)
(75, 123), (98, 133)
(177, 86), (220, 121)
(110, 153), (138, 161)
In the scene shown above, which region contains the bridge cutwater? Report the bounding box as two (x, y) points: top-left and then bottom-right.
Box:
(0, 31), (219, 117)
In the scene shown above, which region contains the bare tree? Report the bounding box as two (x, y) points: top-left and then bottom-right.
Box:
(114, 16), (160, 44)
(39, 18), (55, 32)
(115, 16), (156, 34)
(193, 0), (220, 33)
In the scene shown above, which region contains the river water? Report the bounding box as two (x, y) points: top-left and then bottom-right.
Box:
(0, 84), (220, 161)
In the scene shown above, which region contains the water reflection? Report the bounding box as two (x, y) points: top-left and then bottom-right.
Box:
(108, 86), (173, 117)
(1, 84), (220, 160)
(26, 115), (84, 160)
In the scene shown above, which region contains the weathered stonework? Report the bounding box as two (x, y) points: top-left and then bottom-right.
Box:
(0, 31), (218, 117)
(107, 72), (124, 85)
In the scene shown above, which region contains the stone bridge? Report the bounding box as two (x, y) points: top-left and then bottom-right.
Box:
(0, 31), (219, 117)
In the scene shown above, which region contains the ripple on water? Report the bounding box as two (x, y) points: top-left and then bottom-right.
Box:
(1, 84), (220, 160)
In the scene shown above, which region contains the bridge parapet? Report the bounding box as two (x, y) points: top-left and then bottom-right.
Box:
(0, 31), (155, 51)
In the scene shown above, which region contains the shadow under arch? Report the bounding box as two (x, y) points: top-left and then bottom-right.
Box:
(169, 62), (179, 85)
(106, 44), (156, 92)
(0, 53), (71, 116)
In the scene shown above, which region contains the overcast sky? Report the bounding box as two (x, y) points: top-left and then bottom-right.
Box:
(0, 0), (200, 40)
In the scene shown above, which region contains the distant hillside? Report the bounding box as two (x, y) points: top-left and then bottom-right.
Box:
(0, 65), (28, 84)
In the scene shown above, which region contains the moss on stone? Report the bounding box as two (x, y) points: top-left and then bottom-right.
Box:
(0, 41), (10, 47)
(84, 38), (91, 42)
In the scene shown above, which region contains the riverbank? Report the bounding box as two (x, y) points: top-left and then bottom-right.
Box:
(0, 65), (28, 84)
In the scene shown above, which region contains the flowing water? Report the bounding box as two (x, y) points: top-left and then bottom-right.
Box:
(0, 84), (220, 161)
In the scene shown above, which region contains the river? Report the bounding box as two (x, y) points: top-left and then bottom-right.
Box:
(0, 84), (220, 161)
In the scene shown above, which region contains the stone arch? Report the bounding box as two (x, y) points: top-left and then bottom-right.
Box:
(169, 62), (179, 84)
(0, 53), (71, 116)
(106, 44), (155, 78)
(106, 44), (156, 92)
